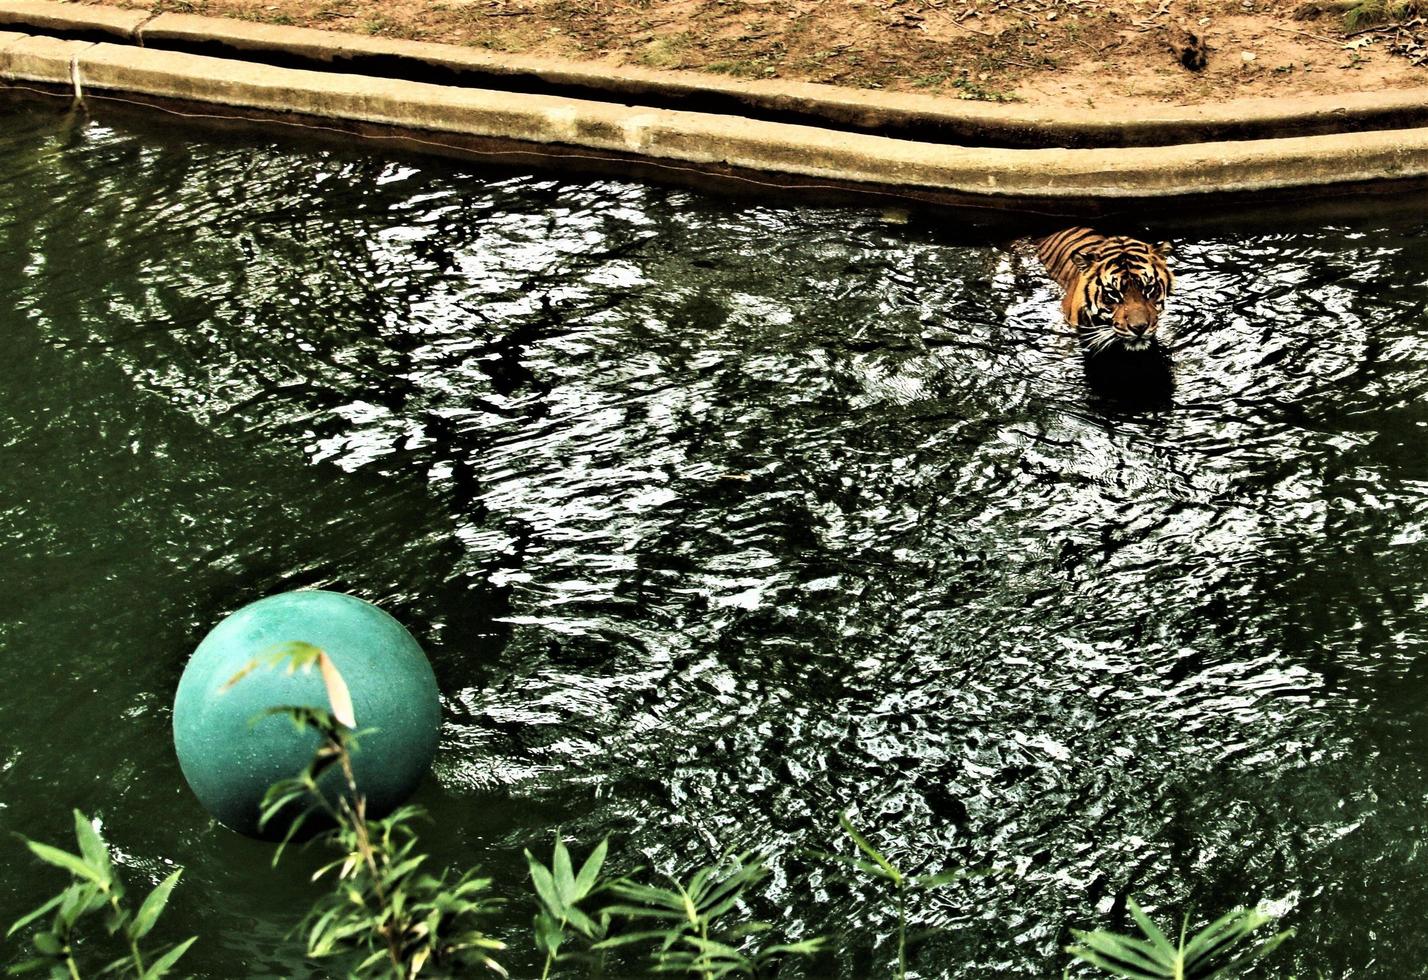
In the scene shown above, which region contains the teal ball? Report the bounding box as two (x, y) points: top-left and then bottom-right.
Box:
(173, 591), (441, 839)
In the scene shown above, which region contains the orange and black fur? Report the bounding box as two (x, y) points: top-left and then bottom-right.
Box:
(1036, 228), (1174, 353)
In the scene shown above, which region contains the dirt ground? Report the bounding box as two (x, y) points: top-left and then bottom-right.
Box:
(95, 0), (1428, 111)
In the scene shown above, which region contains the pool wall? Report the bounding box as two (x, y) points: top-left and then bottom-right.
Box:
(0, 0), (1426, 209)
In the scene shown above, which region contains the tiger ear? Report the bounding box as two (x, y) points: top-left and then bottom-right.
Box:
(1154, 241), (1173, 257)
(1070, 249), (1095, 270)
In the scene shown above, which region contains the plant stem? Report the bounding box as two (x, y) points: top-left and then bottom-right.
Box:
(896, 884), (907, 980)
(107, 893), (146, 976)
(338, 743), (406, 976)
(541, 951), (554, 980)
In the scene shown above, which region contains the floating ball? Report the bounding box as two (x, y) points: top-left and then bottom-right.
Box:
(173, 590), (441, 839)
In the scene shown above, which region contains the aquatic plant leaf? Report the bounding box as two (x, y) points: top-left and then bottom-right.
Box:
(21, 841), (104, 886)
(316, 652), (357, 729)
(6, 894), (63, 939)
(4, 957), (48, 974)
(1181, 906), (1266, 962)
(525, 852), (564, 915)
(1069, 927), (1171, 977)
(1202, 927), (1295, 978)
(1069, 897), (1292, 980)
(140, 936), (197, 979)
(1126, 899), (1175, 956)
(573, 838), (609, 898)
(838, 812), (903, 887)
(552, 835), (576, 905)
(222, 641), (325, 691)
(70, 812), (111, 886)
(130, 870), (182, 941)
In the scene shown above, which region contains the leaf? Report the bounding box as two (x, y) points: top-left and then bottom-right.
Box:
(4, 958), (48, 974)
(533, 910), (564, 957)
(574, 838), (609, 899)
(526, 852), (564, 916)
(222, 641), (326, 691)
(71, 812), (111, 884)
(56, 882), (104, 930)
(22, 840), (104, 885)
(316, 652), (357, 729)
(7, 894), (64, 938)
(552, 836), (576, 906)
(910, 868), (973, 889)
(130, 870), (182, 941)
(141, 936), (197, 979)
(761, 937), (826, 957)
(1126, 898), (1175, 956)
(1067, 927), (1170, 978)
(592, 928), (689, 950)
(837, 812), (903, 887)
(1211, 927), (1294, 976)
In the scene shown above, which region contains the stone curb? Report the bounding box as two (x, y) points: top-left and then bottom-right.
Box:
(1, 0), (1427, 148)
(1, 32), (1425, 204)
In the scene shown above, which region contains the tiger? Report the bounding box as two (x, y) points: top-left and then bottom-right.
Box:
(1035, 227), (1174, 353)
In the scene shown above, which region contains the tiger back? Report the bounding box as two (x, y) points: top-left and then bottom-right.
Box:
(1036, 227), (1174, 352)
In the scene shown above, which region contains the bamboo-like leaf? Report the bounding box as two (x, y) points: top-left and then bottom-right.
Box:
(140, 936), (197, 979)
(593, 928), (690, 950)
(222, 641), (323, 691)
(5, 957), (48, 974)
(6, 894), (63, 938)
(573, 837), (608, 899)
(1126, 898), (1175, 956)
(551, 836), (576, 906)
(71, 812), (111, 885)
(1070, 898), (1293, 980)
(316, 652), (357, 729)
(130, 870), (182, 941)
(761, 937), (826, 957)
(22, 840), (104, 885)
(1068, 927), (1172, 977)
(837, 813), (903, 887)
(526, 853), (564, 916)
(1066, 942), (1167, 980)
(1205, 927), (1294, 978)
(1181, 907), (1264, 964)
(910, 868), (973, 889)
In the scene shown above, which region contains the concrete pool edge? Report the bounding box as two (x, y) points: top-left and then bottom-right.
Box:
(2, 0), (1428, 150)
(1, 28), (1427, 207)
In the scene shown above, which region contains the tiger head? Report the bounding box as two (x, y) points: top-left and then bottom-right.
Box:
(1073, 238), (1174, 353)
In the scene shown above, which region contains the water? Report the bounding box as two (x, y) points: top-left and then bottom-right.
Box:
(1, 96), (1427, 977)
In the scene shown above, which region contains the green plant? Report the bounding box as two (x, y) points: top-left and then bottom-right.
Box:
(595, 851), (823, 979)
(7, 810), (194, 979)
(525, 835), (613, 979)
(244, 646), (507, 978)
(951, 78), (1024, 103)
(1067, 897), (1293, 979)
(828, 811), (975, 980)
(1342, 0), (1418, 29)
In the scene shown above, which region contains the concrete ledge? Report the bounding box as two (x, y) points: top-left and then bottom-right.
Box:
(0, 0), (146, 41)
(0, 0), (1427, 148)
(0, 32), (85, 85)
(24, 38), (1425, 203)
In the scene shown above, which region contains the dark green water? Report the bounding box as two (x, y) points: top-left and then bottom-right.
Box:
(2, 97), (1428, 978)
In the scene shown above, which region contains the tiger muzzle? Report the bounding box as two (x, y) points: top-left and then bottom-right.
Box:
(1114, 292), (1159, 341)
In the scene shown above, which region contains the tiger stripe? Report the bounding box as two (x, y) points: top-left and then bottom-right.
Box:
(1035, 227), (1174, 352)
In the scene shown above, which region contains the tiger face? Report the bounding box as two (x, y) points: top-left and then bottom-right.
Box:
(1069, 238), (1174, 353)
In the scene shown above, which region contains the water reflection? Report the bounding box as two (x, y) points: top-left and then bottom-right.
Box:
(0, 102), (1425, 978)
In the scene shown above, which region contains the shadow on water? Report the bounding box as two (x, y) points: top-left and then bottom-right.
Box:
(1082, 343), (1176, 414)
